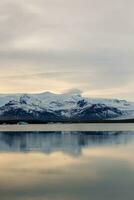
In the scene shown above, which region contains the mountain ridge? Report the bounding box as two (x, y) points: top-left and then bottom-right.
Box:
(0, 91), (134, 123)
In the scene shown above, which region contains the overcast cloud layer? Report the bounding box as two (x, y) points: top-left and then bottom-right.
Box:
(0, 0), (134, 100)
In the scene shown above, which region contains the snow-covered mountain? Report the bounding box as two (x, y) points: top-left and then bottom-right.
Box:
(0, 90), (134, 123)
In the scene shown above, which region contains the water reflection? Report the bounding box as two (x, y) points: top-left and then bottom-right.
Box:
(0, 131), (133, 155)
(0, 131), (134, 200)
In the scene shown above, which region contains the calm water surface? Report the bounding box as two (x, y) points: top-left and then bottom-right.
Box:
(0, 129), (134, 200)
(1, 123), (134, 131)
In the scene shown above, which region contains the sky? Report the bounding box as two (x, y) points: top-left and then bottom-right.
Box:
(0, 0), (134, 100)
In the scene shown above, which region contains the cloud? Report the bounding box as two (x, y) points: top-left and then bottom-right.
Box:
(0, 0), (134, 99)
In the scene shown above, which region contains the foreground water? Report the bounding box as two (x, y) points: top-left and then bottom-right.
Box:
(0, 130), (134, 200)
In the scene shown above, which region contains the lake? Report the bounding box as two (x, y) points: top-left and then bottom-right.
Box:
(0, 124), (134, 200)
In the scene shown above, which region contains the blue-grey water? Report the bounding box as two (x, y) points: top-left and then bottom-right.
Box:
(0, 127), (134, 200)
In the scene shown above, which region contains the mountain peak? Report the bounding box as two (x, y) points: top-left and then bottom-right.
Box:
(63, 89), (82, 96)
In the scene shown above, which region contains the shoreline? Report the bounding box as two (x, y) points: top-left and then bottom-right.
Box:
(0, 118), (134, 124)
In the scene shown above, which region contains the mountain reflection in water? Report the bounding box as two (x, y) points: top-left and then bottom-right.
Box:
(0, 131), (134, 200)
(0, 131), (133, 154)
